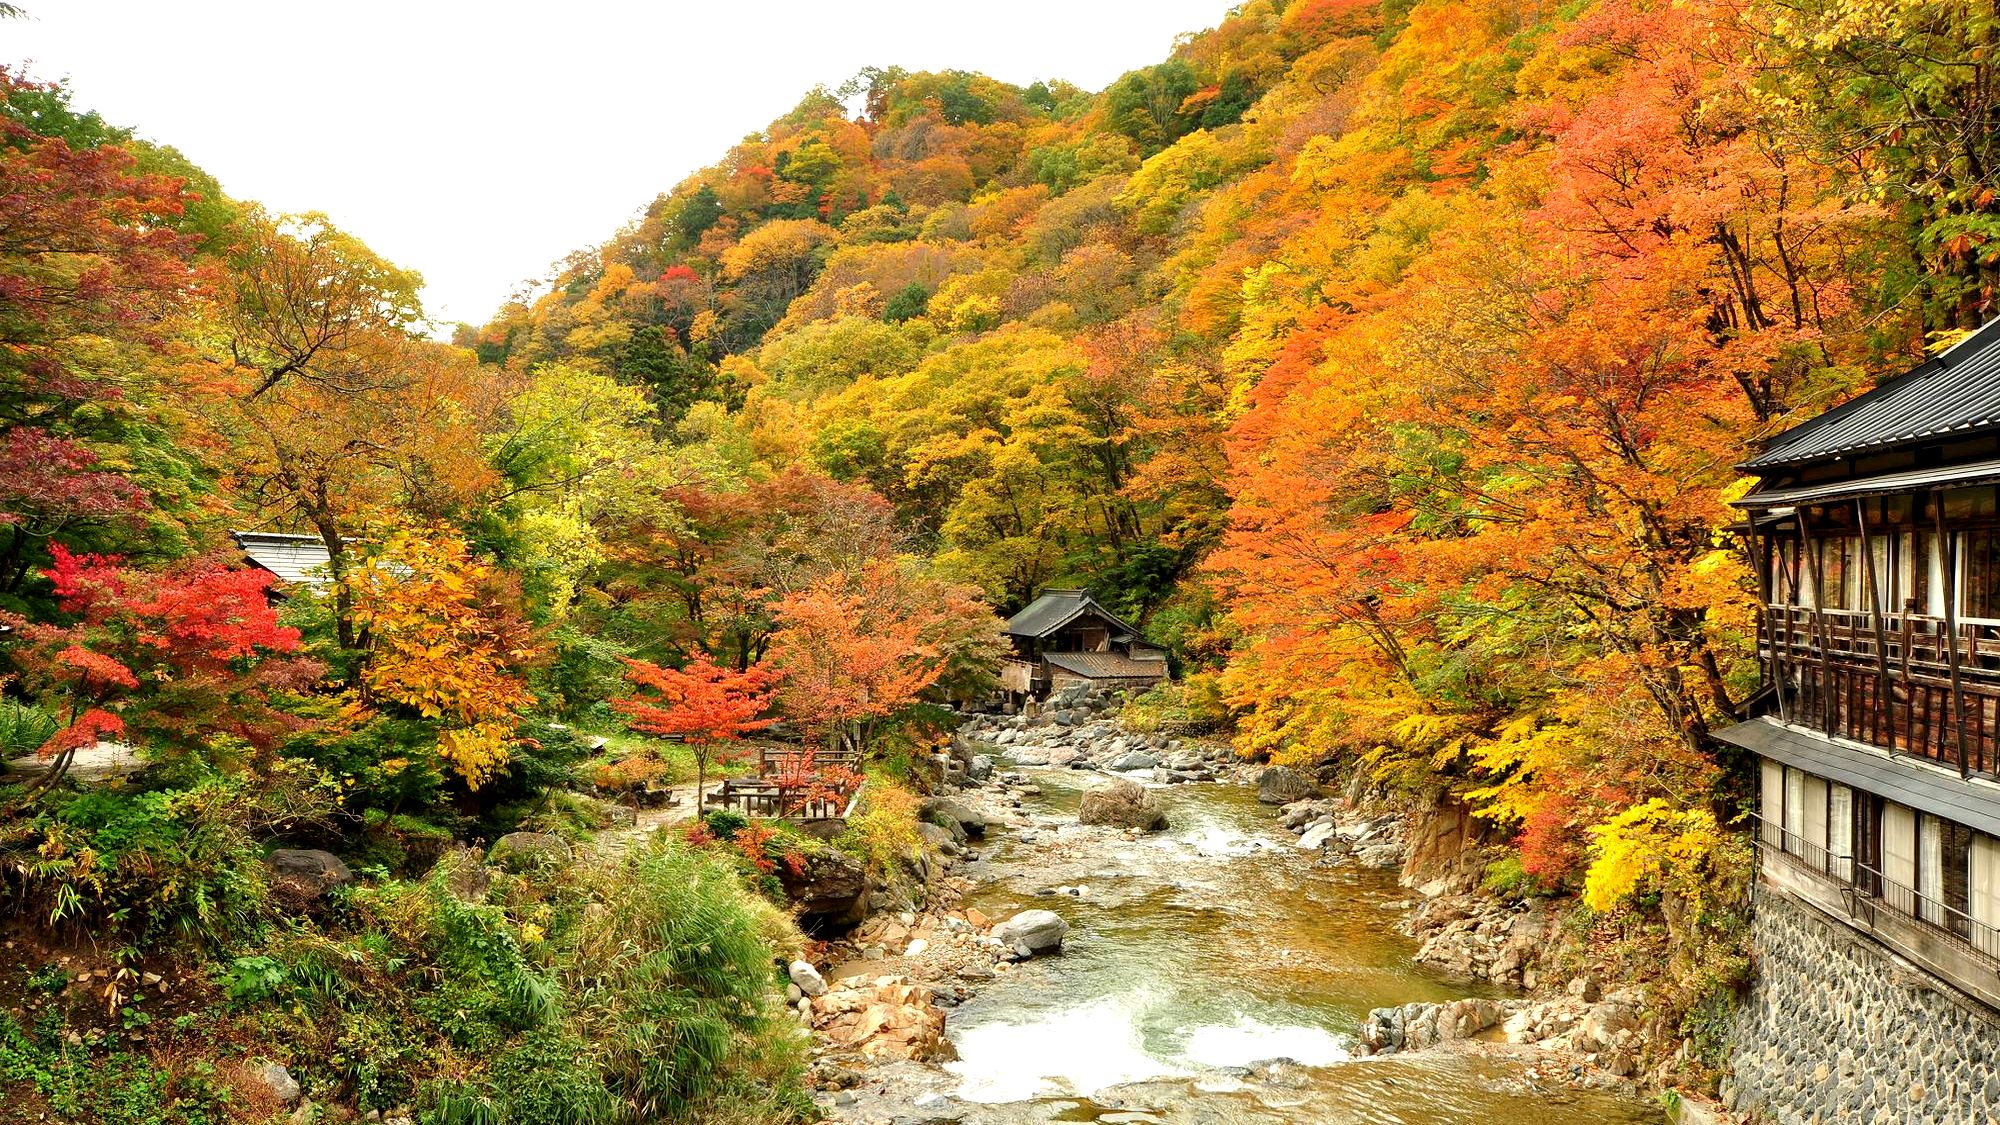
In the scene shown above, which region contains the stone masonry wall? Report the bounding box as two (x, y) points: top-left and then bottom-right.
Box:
(1725, 890), (2000, 1124)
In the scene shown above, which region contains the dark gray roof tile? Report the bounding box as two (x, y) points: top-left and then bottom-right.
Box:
(1745, 318), (2000, 469)
(1004, 590), (1137, 639)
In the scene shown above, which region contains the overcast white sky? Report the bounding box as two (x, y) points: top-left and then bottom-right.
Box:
(6, 1), (1229, 328)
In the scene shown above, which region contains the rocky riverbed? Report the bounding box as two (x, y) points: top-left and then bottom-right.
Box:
(795, 699), (1667, 1124)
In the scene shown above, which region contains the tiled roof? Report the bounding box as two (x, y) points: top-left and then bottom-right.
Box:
(1745, 317), (2000, 469)
(231, 531), (332, 589)
(1044, 652), (1168, 680)
(1004, 589), (1137, 639)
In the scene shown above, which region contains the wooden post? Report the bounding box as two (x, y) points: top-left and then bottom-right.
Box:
(1746, 520), (1788, 721)
(1856, 498), (1895, 750)
(1799, 507), (1837, 734)
(1934, 492), (1973, 778)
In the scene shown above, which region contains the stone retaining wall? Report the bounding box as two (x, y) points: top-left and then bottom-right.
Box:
(1725, 889), (2000, 1124)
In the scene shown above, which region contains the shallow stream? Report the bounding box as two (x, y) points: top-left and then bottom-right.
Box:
(936, 765), (1661, 1124)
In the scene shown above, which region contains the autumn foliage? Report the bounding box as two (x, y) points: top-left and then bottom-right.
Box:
(344, 526), (541, 788)
(3, 546), (316, 773)
(6, 0), (1999, 1017)
(612, 655), (775, 797)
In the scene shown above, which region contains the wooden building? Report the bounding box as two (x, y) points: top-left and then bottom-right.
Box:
(1723, 319), (2000, 1006)
(231, 531), (333, 593)
(999, 589), (1168, 701)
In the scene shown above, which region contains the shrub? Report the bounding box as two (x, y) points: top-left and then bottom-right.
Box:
(0, 1015), (234, 1125)
(3, 762), (335, 949)
(1120, 673), (1229, 733)
(0, 697), (60, 757)
(558, 841), (809, 1118)
(226, 837), (811, 1123)
(512, 789), (616, 841)
(1480, 854), (1546, 901)
(284, 714), (449, 824)
(838, 779), (922, 876)
(701, 807), (750, 840)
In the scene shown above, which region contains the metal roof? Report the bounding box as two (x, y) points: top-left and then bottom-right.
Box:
(1745, 317), (2000, 470)
(1003, 590), (1138, 639)
(1738, 457), (2000, 509)
(231, 531), (333, 589)
(1044, 652), (1169, 680)
(1714, 717), (2000, 837)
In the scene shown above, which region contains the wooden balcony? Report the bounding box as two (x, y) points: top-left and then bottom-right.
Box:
(1759, 605), (2000, 777)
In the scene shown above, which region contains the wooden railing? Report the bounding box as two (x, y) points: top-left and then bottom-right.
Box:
(1759, 604), (2000, 776)
(701, 744), (864, 821)
(705, 779), (850, 820)
(757, 744), (860, 776)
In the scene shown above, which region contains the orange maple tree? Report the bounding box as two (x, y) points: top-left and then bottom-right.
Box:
(766, 562), (951, 760)
(611, 654), (775, 804)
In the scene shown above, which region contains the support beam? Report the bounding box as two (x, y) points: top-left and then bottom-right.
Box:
(1934, 492), (1973, 778)
(1856, 498), (1895, 750)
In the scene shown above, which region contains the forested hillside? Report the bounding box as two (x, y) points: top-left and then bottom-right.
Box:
(476, 0), (1991, 898)
(3, 0), (1998, 1119)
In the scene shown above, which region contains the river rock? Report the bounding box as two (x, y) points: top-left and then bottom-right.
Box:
(1573, 1001), (1639, 1052)
(810, 976), (954, 1061)
(969, 754), (994, 781)
(1280, 799), (1338, 829)
(1296, 822), (1336, 850)
(1354, 842), (1405, 868)
(788, 959), (828, 998)
(778, 847), (867, 928)
(488, 832), (572, 871)
(267, 849), (354, 898)
(1107, 750), (1160, 772)
(249, 1060), (301, 1103)
(1078, 778), (1166, 831)
(992, 909), (1068, 953)
(1359, 997), (1512, 1055)
(1256, 767), (1320, 804)
(1406, 894), (1554, 987)
(925, 798), (987, 838)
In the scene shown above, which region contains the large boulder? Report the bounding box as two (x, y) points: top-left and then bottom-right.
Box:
(1077, 778), (1166, 831)
(1256, 766), (1320, 805)
(992, 908), (1069, 953)
(266, 849), (354, 899)
(488, 832), (573, 871)
(917, 821), (962, 854)
(922, 798), (986, 840)
(434, 847), (493, 903)
(777, 847), (867, 930)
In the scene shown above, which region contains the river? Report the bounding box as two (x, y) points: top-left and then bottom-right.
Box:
(909, 762), (1662, 1124)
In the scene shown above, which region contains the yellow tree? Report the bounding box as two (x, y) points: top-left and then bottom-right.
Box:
(344, 526), (541, 788)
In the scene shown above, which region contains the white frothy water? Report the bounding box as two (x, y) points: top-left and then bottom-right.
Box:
(1180, 1015), (1350, 1069)
(946, 995), (1175, 1102)
(946, 988), (1349, 1102)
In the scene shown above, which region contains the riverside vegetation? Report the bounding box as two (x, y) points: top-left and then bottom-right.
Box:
(3, 0), (1998, 1120)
